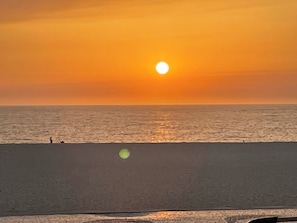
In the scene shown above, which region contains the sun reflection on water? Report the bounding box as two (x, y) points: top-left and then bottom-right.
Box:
(150, 108), (177, 142)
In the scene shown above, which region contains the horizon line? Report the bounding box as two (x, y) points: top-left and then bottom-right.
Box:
(0, 103), (296, 107)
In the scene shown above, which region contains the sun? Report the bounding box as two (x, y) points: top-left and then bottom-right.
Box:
(156, 62), (169, 75)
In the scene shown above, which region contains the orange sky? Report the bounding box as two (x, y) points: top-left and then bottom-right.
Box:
(0, 0), (296, 105)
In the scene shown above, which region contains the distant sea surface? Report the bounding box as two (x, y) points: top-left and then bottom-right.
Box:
(0, 105), (296, 144)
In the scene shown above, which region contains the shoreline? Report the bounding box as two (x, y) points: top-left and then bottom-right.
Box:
(1, 141), (297, 145)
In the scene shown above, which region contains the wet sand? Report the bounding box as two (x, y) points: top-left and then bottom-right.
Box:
(1, 143), (297, 217)
(2, 209), (297, 223)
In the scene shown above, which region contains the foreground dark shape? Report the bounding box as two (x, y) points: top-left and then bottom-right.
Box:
(250, 216), (297, 223)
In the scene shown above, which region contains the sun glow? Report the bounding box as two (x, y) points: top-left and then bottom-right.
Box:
(156, 62), (169, 75)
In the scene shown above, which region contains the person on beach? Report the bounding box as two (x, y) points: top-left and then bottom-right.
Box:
(50, 137), (53, 143)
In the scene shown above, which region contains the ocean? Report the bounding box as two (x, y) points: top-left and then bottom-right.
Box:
(0, 104), (296, 144)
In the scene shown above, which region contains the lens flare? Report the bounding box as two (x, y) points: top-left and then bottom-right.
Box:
(119, 149), (130, 159)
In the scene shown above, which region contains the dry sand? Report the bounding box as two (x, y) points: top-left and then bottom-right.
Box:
(0, 143), (297, 217)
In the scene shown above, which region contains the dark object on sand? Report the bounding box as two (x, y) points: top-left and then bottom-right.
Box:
(249, 216), (297, 222)
(50, 137), (53, 143)
(60, 141), (64, 143)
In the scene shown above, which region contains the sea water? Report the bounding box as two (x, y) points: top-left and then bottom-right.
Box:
(0, 104), (296, 143)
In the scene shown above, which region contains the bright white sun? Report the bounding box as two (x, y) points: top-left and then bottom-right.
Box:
(156, 62), (169, 75)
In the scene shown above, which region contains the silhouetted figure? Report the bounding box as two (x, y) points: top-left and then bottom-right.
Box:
(50, 137), (53, 143)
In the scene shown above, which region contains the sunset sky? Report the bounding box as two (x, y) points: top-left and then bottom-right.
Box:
(0, 0), (296, 105)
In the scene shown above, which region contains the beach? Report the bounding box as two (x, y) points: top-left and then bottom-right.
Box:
(1, 142), (297, 217)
